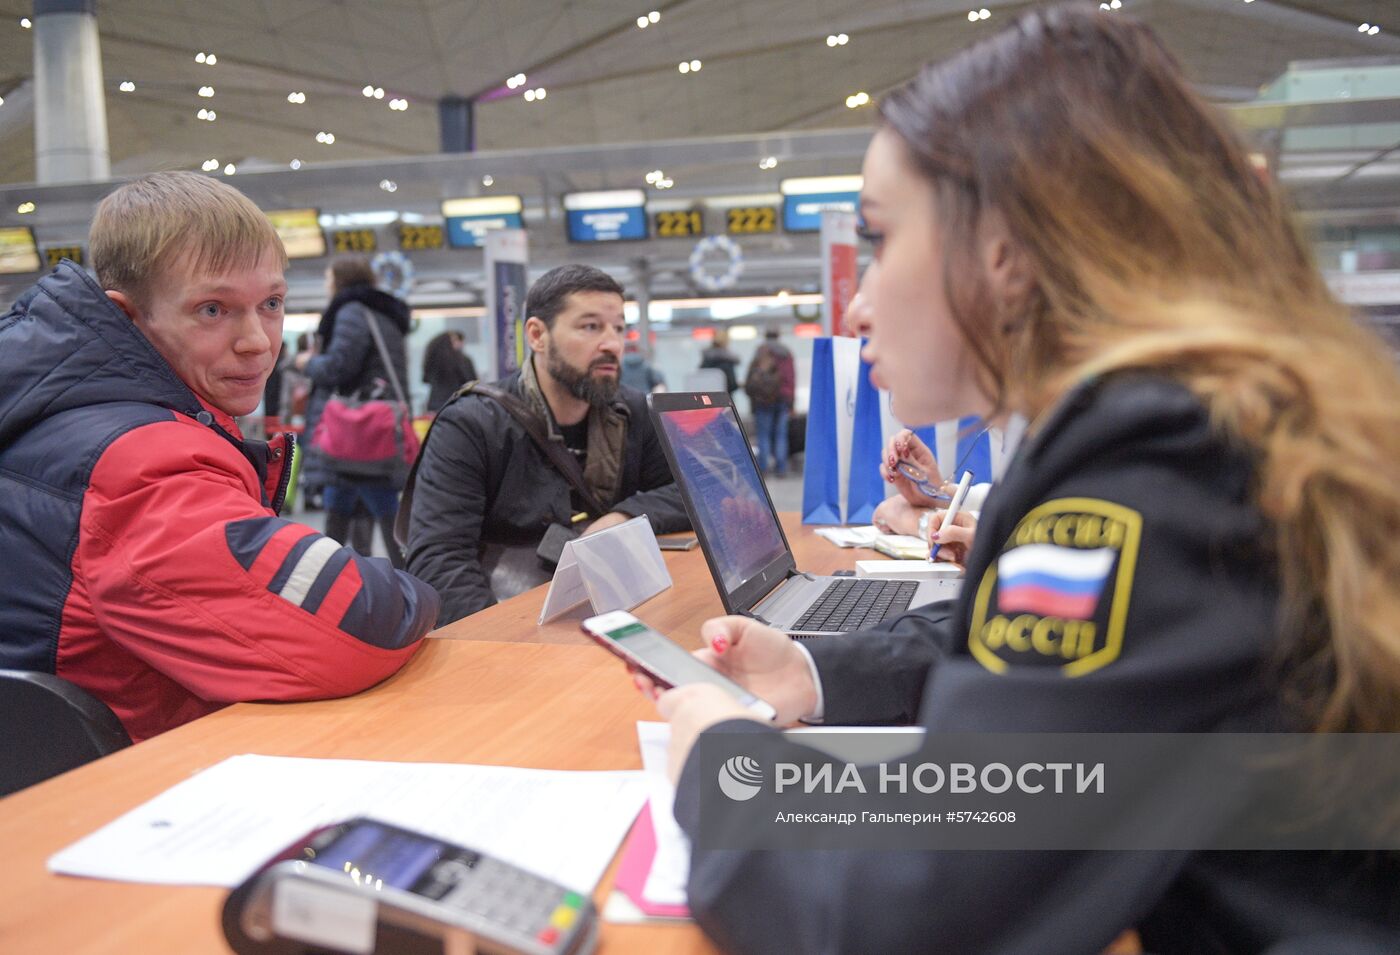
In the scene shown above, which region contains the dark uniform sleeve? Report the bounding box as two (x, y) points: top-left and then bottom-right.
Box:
(611, 401), (692, 534)
(801, 600), (959, 725)
(403, 399), (499, 625)
(672, 377), (1283, 955)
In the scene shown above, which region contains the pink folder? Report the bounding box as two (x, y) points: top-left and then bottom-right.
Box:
(613, 801), (691, 919)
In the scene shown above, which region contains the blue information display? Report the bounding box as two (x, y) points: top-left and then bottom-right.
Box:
(782, 191), (860, 233)
(566, 205), (648, 243)
(444, 211), (524, 248)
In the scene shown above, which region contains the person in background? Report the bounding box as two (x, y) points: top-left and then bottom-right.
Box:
(644, 6), (1400, 952)
(405, 264), (690, 625)
(0, 172), (437, 742)
(276, 333), (312, 427)
(296, 255), (412, 568)
(621, 339), (666, 393)
(744, 328), (796, 477)
(423, 329), (476, 413)
(699, 327), (741, 395)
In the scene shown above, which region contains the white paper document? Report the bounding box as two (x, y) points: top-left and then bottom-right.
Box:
(48, 754), (646, 895)
(812, 524), (881, 548)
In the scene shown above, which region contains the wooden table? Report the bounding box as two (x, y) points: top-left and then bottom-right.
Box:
(0, 517), (850, 954)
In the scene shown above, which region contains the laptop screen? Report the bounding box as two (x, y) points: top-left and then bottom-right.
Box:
(655, 405), (788, 595)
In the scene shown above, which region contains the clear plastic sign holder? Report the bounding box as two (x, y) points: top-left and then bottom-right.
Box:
(538, 516), (672, 624)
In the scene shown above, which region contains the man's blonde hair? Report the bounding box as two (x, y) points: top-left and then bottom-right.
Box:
(90, 171), (288, 306)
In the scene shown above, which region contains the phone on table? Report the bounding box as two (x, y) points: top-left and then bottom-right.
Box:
(580, 610), (777, 721)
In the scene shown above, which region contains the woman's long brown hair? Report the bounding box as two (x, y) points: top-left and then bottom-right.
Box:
(881, 5), (1400, 733)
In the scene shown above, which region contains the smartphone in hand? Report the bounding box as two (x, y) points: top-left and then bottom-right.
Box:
(581, 610), (777, 720)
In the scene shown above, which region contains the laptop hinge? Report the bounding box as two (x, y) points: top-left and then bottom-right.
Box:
(741, 610), (773, 627)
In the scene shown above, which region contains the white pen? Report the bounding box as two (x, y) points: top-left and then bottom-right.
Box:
(928, 470), (973, 563)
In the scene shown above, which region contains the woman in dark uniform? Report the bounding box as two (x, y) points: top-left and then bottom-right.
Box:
(643, 6), (1400, 954)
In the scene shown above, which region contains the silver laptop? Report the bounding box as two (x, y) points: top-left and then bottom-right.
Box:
(648, 391), (959, 638)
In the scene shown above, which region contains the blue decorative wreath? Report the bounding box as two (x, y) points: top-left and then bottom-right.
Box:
(688, 235), (744, 292)
(372, 250), (414, 298)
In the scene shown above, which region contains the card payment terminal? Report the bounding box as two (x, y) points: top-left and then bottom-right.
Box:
(223, 817), (598, 955)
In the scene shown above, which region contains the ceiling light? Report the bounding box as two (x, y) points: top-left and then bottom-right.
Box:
(17, 201), (35, 214)
(690, 59), (701, 71)
(290, 159), (302, 170)
(119, 81), (135, 92)
(506, 73), (526, 89)
(0, 95), (4, 106)
(196, 52), (206, 63)
(202, 159), (218, 171)
(1109, 0), (1120, 8)
(362, 85), (374, 97)
(197, 108), (208, 119)
(657, 178), (674, 190)
(649, 10), (660, 22)
(759, 156), (778, 170)
(524, 88), (536, 101)
(482, 175), (494, 186)
(523, 87), (546, 101)
(845, 91), (870, 109)
(373, 87), (384, 99)
(223, 163), (236, 175)
(20, 17), (31, 28)
(678, 61), (689, 74)
(636, 16), (648, 28)
(379, 179), (398, 193)
(198, 86), (214, 97)
(837, 33), (849, 44)
(316, 131), (334, 144)
(646, 169), (664, 184)
(206, 54), (216, 65)
(389, 97), (408, 110)
(1369, 25), (1381, 35)
(287, 91), (306, 103)
(968, 10), (979, 21)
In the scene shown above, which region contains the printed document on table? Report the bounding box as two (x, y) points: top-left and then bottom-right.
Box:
(48, 754), (646, 895)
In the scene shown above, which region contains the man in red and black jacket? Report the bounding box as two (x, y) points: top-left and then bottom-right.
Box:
(0, 172), (439, 742)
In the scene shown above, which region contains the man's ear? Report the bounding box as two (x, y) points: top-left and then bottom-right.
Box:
(524, 315), (549, 354)
(105, 289), (142, 322)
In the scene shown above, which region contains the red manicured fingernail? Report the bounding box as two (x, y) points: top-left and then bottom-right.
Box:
(713, 637), (729, 653)
(930, 533), (940, 542)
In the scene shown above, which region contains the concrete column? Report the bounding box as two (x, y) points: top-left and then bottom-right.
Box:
(33, 0), (111, 184)
(439, 96), (474, 153)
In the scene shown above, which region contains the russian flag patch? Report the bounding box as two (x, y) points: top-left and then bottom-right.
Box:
(969, 497), (1143, 678)
(995, 544), (1116, 620)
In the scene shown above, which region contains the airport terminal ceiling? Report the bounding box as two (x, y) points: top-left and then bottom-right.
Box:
(0, 0), (1398, 310)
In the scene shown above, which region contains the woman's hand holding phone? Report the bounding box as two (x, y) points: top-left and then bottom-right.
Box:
(634, 616), (820, 784)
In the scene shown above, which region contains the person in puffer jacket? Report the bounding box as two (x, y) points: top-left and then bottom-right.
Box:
(0, 171), (439, 742)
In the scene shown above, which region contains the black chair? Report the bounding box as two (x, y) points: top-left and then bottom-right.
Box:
(0, 669), (131, 797)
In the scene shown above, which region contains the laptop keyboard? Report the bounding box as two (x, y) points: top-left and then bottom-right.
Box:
(793, 578), (921, 633)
